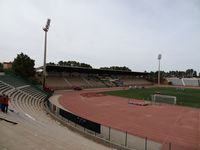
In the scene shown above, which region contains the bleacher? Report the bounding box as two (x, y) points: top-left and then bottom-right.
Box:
(45, 73), (152, 90)
(99, 76), (116, 87)
(46, 75), (107, 89)
(20, 86), (47, 100)
(182, 78), (199, 86)
(46, 77), (70, 89)
(167, 78), (184, 86)
(0, 84), (108, 150)
(120, 76), (152, 86)
(43, 65), (151, 90)
(67, 76), (90, 88)
(0, 75), (28, 88)
(0, 81), (13, 95)
(167, 77), (200, 87)
(84, 76), (106, 88)
(0, 74), (49, 106)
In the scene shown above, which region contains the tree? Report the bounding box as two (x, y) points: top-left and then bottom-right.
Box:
(0, 62), (3, 71)
(100, 66), (131, 72)
(147, 71), (158, 83)
(65, 61), (80, 67)
(57, 60), (92, 68)
(193, 71), (197, 77)
(12, 53), (35, 78)
(185, 69), (197, 77)
(100, 67), (110, 70)
(47, 62), (56, 65)
(58, 61), (64, 66)
(80, 63), (92, 68)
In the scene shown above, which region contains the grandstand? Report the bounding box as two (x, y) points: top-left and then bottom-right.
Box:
(42, 65), (152, 90)
(120, 75), (152, 86)
(0, 74), (28, 88)
(0, 74), (48, 104)
(167, 78), (184, 86)
(0, 74), (109, 150)
(167, 77), (200, 87)
(182, 78), (199, 86)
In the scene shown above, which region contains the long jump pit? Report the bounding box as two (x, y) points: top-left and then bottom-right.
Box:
(58, 88), (200, 150)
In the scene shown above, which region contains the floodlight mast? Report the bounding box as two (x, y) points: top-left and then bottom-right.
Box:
(43, 19), (51, 89)
(158, 54), (162, 85)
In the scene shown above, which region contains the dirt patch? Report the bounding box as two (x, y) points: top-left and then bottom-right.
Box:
(80, 93), (106, 98)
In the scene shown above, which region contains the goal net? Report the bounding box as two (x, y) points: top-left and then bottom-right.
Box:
(151, 94), (177, 105)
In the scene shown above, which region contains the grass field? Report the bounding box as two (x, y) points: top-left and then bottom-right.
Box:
(102, 87), (200, 108)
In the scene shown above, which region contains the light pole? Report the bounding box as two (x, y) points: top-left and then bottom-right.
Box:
(43, 19), (51, 89)
(158, 54), (162, 85)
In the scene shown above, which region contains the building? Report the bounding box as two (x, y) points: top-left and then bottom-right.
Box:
(3, 62), (12, 69)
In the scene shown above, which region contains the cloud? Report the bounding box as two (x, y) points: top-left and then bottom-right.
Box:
(0, 0), (199, 72)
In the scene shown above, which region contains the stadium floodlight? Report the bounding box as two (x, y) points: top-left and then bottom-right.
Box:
(43, 18), (51, 89)
(158, 54), (162, 85)
(43, 19), (51, 32)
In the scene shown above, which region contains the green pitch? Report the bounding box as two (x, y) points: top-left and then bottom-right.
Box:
(101, 87), (200, 108)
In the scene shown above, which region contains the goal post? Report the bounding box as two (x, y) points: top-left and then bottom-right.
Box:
(151, 94), (177, 105)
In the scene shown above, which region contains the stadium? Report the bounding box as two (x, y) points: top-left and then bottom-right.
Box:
(1, 64), (200, 150)
(1, 1), (200, 150)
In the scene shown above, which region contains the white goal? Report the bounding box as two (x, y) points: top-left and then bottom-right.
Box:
(151, 94), (177, 105)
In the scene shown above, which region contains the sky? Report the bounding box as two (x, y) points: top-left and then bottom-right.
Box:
(0, 0), (200, 72)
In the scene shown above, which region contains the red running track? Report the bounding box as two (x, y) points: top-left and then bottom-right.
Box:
(59, 89), (200, 150)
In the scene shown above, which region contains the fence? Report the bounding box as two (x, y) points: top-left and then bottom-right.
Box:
(47, 99), (162, 150)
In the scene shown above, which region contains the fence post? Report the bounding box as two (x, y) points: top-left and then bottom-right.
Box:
(169, 143), (171, 150)
(145, 137), (147, 150)
(109, 127), (111, 141)
(125, 131), (127, 147)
